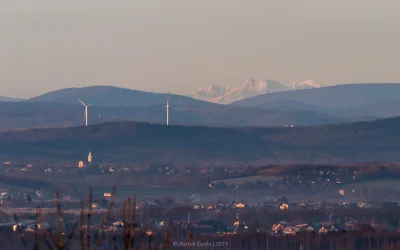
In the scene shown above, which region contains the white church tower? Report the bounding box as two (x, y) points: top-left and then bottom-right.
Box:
(88, 151), (92, 163)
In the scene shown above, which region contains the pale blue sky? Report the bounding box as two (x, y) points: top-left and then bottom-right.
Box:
(1, 0), (399, 98)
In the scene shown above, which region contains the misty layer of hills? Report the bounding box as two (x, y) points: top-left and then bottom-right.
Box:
(0, 101), (344, 129)
(1, 117), (400, 164)
(1, 83), (400, 129)
(0, 85), (350, 129)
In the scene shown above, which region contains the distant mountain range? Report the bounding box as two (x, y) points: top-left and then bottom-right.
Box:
(2, 83), (400, 129)
(218, 79), (289, 104)
(190, 79), (320, 104)
(2, 117), (400, 164)
(0, 85), (361, 129)
(0, 79), (323, 107)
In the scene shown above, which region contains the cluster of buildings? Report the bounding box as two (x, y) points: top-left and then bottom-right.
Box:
(3, 189), (400, 237)
(271, 221), (348, 236)
(8, 211), (394, 237)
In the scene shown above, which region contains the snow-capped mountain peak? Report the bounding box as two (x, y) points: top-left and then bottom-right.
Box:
(292, 80), (320, 90)
(191, 78), (289, 104)
(242, 79), (268, 93)
(191, 79), (321, 104)
(218, 79), (288, 104)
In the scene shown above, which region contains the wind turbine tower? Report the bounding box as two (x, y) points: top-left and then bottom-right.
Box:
(166, 91), (170, 126)
(76, 98), (96, 126)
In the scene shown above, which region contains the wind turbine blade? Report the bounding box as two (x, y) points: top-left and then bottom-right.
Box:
(87, 102), (96, 106)
(76, 97), (86, 106)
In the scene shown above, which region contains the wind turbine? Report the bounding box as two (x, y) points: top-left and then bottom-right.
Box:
(76, 98), (96, 126)
(165, 91), (170, 126)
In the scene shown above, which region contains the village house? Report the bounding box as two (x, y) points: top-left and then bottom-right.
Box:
(193, 203), (203, 210)
(283, 226), (299, 235)
(232, 201), (246, 208)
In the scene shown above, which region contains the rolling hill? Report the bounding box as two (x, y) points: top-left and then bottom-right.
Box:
(1, 117), (400, 165)
(253, 100), (378, 121)
(254, 100), (333, 113)
(333, 100), (400, 118)
(28, 85), (211, 107)
(0, 96), (22, 102)
(0, 101), (347, 129)
(233, 83), (400, 109)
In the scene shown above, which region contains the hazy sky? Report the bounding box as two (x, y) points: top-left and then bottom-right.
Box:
(1, 0), (400, 98)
